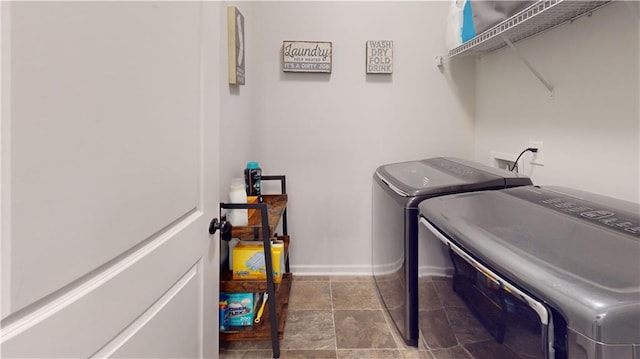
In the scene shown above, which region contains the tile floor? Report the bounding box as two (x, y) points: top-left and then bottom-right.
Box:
(219, 275), (543, 359)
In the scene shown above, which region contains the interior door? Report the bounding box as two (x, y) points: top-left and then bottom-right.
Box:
(1, 2), (220, 358)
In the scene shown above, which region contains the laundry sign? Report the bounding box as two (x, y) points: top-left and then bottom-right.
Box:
(282, 41), (332, 73)
(366, 40), (393, 74)
(227, 6), (245, 85)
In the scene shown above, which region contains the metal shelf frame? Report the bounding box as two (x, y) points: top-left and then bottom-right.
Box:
(220, 201), (279, 357)
(219, 175), (288, 359)
(436, 0), (613, 94)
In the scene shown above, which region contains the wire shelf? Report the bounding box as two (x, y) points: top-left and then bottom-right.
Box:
(448, 0), (613, 58)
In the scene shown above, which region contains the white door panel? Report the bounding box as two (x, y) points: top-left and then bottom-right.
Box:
(101, 266), (201, 359)
(1, 1), (220, 357)
(2, 211), (204, 358)
(8, 1), (201, 313)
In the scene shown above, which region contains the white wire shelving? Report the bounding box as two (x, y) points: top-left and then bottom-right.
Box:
(436, 0), (614, 95)
(447, 0), (613, 58)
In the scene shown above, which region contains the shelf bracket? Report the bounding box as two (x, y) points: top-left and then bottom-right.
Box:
(500, 34), (554, 96)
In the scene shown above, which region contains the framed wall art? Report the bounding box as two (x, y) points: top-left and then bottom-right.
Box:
(228, 6), (245, 85)
(282, 41), (332, 73)
(366, 40), (393, 74)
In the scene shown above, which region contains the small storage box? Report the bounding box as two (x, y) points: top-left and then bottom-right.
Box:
(224, 292), (254, 327)
(232, 240), (284, 283)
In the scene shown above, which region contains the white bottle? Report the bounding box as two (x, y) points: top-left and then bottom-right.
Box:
(228, 178), (248, 226)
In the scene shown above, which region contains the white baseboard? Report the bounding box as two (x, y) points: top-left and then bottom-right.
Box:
(289, 264), (455, 278)
(290, 264), (372, 276)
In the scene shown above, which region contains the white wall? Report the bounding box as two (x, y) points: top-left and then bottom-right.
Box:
(219, 2), (255, 191)
(222, 1), (638, 275)
(248, 1), (475, 274)
(474, 2), (640, 203)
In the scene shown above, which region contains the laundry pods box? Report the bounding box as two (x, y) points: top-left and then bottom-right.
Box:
(232, 240), (284, 283)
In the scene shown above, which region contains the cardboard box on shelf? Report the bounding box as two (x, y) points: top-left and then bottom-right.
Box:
(232, 240), (284, 283)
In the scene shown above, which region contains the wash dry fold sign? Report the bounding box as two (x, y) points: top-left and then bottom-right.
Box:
(282, 41), (332, 73)
(366, 40), (393, 74)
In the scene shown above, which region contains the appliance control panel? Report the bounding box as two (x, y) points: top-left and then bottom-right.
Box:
(508, 187), (640, 237)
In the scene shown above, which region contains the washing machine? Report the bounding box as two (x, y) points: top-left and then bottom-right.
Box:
(371, 157), (532, 346)
(418, 185), (640, 358)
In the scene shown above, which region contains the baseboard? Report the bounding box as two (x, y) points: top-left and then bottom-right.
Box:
(289, 264), (454, 277)
(290, 264), (373, 276)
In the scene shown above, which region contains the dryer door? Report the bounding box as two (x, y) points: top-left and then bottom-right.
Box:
(420, 218), (552, 359)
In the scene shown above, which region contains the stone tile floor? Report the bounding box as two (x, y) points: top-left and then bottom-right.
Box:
(219, 275), (543, 359)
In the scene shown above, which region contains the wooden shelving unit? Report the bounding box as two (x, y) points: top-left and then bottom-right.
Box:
(219, 176), (290, 359)
(230, 194), (288, 240)
(220, 234), (291, 342)
(220, 273), (292, 341)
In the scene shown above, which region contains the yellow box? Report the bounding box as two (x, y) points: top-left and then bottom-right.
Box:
(233, 240), (284, 283)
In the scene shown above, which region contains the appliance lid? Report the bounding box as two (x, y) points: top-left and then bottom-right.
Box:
(419, 185), (640, 344)
(375, 157), (531, 197)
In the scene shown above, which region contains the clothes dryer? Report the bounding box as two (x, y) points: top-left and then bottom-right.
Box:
(418, 186), (640, 358)
(372, 157), (531, 346)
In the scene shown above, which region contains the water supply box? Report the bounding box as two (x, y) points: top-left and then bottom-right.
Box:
(232, 240), (284, 283)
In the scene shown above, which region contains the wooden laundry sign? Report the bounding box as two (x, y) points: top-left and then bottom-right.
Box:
(282, 41), (332, 73)
(366, 40), (393, 74)
(228, 6), (245, 85)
